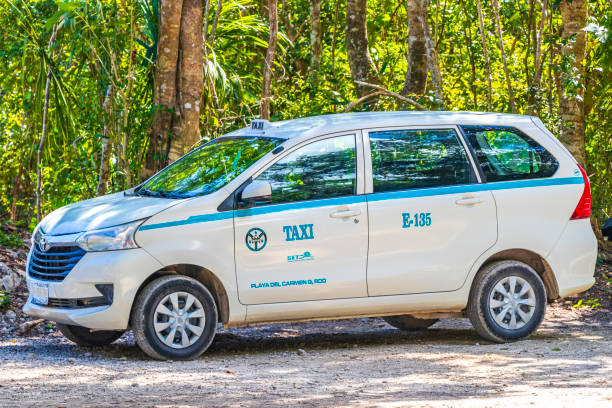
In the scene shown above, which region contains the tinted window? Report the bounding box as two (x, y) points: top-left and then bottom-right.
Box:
(256, 135), (356, 204)
(369, 129), (472, 192)
(139, 136), (284, 198)
(461, 126), (558, 182)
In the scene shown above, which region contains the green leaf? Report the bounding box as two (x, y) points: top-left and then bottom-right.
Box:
(45, 10), (64, 31)
(582, 23), (609, 43)
(56, 1), (78, 13)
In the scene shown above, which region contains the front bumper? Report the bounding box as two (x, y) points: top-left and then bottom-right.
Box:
(23, 248), (163, 330)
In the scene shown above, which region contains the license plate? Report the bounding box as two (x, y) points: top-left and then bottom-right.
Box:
(29, 280), (49, 305)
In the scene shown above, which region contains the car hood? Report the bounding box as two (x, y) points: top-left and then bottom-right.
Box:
(39, 190), (182, 236)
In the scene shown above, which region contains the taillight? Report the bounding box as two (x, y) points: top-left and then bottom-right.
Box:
(570, 164), (591, 220)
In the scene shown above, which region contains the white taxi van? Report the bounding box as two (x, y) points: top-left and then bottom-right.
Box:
(24, 112), (596, 360)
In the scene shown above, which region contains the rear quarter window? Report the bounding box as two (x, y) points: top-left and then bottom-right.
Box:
(460, 125), (559, 182)
(369, 128), (473, 192)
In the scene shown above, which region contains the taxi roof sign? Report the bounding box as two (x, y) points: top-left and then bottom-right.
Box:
(250, 119), (269, 132)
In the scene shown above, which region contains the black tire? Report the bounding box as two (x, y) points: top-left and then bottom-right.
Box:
(56, 323), (124, 347)
(383, 315), (439, 331)
(131, 275), (218, 360)
(467, 260), (546, 343)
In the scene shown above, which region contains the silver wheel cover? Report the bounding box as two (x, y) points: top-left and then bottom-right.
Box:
(153, 291), (206, 349)
(488, 276), (537, 330)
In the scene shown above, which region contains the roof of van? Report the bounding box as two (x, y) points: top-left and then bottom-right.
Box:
(225, 111), (538, 140)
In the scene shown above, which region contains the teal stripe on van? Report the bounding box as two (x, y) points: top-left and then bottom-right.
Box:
(367, 176), (583, 203)
(139, 211), (234, 231)
(139, 176), (583, 231)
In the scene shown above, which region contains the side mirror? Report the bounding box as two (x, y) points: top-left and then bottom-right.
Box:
(240, 180), (272, 206)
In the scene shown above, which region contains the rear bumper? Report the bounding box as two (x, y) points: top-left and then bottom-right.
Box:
(23, 248), (162, 330)
(546, 219), (597, 298)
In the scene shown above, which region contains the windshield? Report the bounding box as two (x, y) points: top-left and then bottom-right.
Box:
(137, 136), (285, 198)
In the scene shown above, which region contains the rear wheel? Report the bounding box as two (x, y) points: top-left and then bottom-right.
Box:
(467, 260), (546, 343)
(383, 315), (439, 331)
(131, 275), (218, 360)
(57, 323), (124, 347)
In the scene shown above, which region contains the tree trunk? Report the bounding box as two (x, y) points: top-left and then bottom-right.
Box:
(476, 0), (492, 111)
(208, 0), (223, 46)
(524, 0), (535, 91)
(36, 68), (52, 223)
(402, 0), (443, 106)
(10, 165), (23, 222)
(35, 24), (58, 223)
(169, 0), (204, 162)
(308, 0), (322, 86)
(460, 1), (478, 108)
(491, 0), (516, 113)
(402, 0), (428, 95)
(532, 0), (546, 91)
(331, 0), (341, 77)
(203, 0), (212, 44)
(558, 0), (587, 166)
(423, 3), (443, 106)
(145, 0), (183, 177)
(346, 0), (379, 98)
(96, 84), (114, 196)
(260, 0), (278, 120)
(527, 0), (547, 115)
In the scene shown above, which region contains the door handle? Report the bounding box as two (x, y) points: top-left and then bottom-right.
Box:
(455, 196), (484, 206)
(330, 209), (361, 218)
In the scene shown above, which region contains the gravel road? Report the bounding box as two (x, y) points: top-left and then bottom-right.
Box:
(1, 305), (610, 408)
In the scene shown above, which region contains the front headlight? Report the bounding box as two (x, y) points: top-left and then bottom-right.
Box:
(77, 220), (144, 252)
(32, 225), (42, 245)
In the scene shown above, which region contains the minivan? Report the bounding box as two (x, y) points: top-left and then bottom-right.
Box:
(24, 112), (597, 360)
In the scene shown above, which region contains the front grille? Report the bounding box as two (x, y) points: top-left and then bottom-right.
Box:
(28, 244), (86, 281)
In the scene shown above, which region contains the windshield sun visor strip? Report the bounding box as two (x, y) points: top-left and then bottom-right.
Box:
(138, 177), (583, 231)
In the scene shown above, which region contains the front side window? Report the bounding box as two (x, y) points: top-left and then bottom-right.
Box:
(460, 126), (558, 182)
(369, 128), (472, 193)
(138, 136), (284, 198)
(255, 135), (356, 204)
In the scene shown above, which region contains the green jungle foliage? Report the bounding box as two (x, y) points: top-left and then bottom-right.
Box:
(0, 0), (610, 230)
(0, 290), (10, 307)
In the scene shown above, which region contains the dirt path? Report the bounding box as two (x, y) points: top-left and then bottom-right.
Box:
(1, 307), (610, 408)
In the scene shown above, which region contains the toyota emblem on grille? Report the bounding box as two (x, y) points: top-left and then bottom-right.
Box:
(39, 237), (51, 252)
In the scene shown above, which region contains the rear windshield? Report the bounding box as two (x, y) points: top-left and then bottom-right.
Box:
(460, 126), (558, 182)
(136, 136), (285, 198)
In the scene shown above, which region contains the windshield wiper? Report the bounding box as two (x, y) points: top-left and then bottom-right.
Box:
(133, 188), (154, 197)
(156, 191), (187, 199)
(133, 186), (186, 199)
(134, 188), (163, 198)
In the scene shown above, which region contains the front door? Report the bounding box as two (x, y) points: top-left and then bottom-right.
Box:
(234, 134), (368, 305)
(364, 127), (497, 296)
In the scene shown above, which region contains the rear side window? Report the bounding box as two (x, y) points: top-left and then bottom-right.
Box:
(461, 126), (558, 182)
(369, 129), (472, 192)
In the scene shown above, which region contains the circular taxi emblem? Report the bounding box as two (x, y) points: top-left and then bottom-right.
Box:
(245, 228), (267, 252)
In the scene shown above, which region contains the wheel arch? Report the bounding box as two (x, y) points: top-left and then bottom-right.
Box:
(130, 264), (230, 326)
(475, 248), (559, 301)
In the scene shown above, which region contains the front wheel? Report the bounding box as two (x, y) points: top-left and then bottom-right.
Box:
(57, 323), (124, 347)
(131, 275), (218, 360)
(467, 260), (546, 343)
